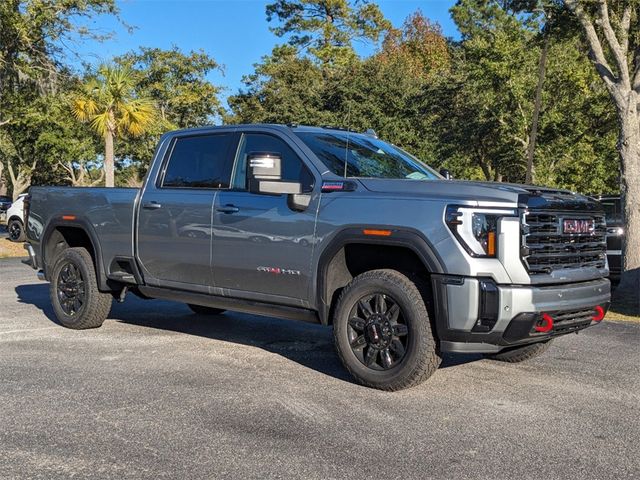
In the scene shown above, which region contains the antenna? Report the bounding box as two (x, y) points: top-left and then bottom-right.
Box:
(343, 104), (352, 179)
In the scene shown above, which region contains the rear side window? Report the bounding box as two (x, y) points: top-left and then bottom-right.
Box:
(162, 134), (233, 188)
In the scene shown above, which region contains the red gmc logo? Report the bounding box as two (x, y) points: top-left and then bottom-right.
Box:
(563, 218), (595, 234)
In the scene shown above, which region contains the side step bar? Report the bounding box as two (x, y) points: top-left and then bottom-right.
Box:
(138, 286), (321, 324)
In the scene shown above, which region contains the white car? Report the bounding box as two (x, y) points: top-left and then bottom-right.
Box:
(6, 194), (26, 242)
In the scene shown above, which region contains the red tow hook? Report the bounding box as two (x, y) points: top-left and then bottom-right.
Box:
(592, 305), (605, 322)
(534, 313), (554, 333)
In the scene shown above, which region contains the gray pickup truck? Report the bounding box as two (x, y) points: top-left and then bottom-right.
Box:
(23, 124), (610, 390)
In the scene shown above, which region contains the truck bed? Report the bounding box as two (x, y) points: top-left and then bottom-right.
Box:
(28, 186), (139, 271)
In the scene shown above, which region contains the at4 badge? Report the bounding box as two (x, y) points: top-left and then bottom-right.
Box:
(257, 266), (301, 276)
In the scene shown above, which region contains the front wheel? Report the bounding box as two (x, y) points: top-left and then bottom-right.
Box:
(50, 247), (112, 329)
(333, 269), (441, 391)
(484, 340), (552, 363)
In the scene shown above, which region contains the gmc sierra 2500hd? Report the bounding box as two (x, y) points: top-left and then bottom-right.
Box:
(23, 124), (611, 390)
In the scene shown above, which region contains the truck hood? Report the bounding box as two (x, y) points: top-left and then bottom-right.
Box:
(357, 178), (600, 211)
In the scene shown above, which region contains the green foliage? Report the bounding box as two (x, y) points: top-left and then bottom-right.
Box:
(0, 0), (622, 197)
(266, 0), (391, 64)
(113, 47), (225, 172)
(0, 0), (118, 93)
(72, 64), (156, 138)
(115, 47), (223, 128)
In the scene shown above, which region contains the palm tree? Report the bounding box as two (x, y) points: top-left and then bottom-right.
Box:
(72, 65), (156, 187)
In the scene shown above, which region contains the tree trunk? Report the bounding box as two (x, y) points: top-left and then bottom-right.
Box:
(0, 161), (7, 196)
(104, 128), (115, 188)
(525, 33), (549, 185)
(7, 158), (36, 200)
(615, 90), (640, 312)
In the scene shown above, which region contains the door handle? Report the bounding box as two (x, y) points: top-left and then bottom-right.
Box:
(142, 201), (162, 210)
(217, 205), (239, 214)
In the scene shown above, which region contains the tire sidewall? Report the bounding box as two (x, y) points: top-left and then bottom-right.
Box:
(334, 272), (433, 388)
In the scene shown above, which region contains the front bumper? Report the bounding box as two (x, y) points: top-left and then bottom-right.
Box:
(432, 275), (610, 353)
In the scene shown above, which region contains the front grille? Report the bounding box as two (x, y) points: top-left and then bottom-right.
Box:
(522, 211), (606, 274)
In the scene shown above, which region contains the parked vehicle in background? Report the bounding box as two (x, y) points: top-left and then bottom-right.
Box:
(23, 125), (611, 391)
(594, 195), (623, 281)
(0, 195), (12, 214)
(6, 194), (26, 242)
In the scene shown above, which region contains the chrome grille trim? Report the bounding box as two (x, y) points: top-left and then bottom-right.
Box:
(521, 210), (607, 274)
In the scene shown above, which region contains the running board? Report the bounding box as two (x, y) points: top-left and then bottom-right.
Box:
(138, 286), (320, 324)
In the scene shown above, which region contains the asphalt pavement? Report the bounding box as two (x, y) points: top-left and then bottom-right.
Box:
(0, 257), (639, 479)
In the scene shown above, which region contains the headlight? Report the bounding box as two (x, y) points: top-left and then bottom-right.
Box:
(445, 206), (517, 257)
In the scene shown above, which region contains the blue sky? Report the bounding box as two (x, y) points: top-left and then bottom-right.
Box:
(73, 0), (459, 103)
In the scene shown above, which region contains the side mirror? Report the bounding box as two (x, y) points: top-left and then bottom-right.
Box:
(248, 151), (302, 195)
(439, 168), (452, 180)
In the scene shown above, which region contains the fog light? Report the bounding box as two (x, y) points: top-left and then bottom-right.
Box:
(592, 305), (605, 322)
(534, 313), (554, 333)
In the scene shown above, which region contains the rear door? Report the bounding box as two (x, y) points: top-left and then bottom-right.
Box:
(137, 131), (235, 291)
(211, 131), (320, 304)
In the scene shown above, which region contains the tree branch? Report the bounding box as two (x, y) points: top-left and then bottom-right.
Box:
(633, 46), (640, 92)
(597, 0), (630, 86)
(566, 0), (618, 90)
(621, 4), (631, 53)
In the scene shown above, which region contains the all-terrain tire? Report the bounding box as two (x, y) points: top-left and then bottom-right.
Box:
(333, 269), (441, 391)
(8, 218), (25, 242)
(484, 340), (552, 363)
(187, 304), (226, 316)
(50, 247), (112, 329)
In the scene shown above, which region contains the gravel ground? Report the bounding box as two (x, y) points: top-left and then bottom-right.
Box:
(0, 257), (638, 479)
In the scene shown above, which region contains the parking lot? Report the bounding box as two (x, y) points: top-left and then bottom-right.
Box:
(1, 257), (639, 479)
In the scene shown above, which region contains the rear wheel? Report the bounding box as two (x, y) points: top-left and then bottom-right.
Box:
(484, 340), (552, 363)
(333, 269), (441, 391)
(50, 247), (112, 329)
(8, 218), (25, 242)
(187, 304), (226, 316)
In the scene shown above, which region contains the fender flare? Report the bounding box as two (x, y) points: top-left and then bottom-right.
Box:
(40, 217), (109, 291)
(314, 226), (446, 325)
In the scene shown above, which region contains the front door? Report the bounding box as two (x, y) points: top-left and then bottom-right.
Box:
(137, 132), (234, 291)
(211, 132), (319, 304)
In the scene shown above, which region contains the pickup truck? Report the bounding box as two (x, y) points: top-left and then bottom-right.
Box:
(23, 124), (611, 391)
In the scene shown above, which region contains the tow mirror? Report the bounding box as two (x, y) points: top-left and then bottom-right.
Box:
(248, 151), (302, 195)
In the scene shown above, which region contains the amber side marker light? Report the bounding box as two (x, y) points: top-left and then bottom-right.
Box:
(363, 229), (392, 237)
(487, 231), (496, 256)
(62, 215), (76, 221)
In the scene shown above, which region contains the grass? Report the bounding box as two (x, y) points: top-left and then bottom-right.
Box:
(0, 237), (26, 259)
(0, 221), (27, 258)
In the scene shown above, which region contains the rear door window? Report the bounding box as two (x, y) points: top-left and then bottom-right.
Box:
(162, 133), (234, 189)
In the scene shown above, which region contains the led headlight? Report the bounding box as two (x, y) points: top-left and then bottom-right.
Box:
(445, 206), (517, 257)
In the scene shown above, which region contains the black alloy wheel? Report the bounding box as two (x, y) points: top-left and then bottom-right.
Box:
(56, 261), (86, 316)
(8, 219), (24, 242)
(347, 293), (409, 370)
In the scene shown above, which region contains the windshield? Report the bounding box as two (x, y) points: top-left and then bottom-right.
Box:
(600, 198), (623, 223)
(294, 131), (440, 180)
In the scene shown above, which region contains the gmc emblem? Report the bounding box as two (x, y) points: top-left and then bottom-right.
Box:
(563, 218), (595, 234)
